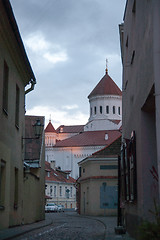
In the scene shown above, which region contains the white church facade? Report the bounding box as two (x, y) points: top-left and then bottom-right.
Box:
(45, 68), (122, 179)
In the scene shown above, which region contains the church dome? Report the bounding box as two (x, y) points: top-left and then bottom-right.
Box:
(88, 72), (122, 99)
(85, 68), (122, 131)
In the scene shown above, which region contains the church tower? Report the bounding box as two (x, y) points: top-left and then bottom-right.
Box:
(45, 120), (57, 146)
(84, 67), (122, 131)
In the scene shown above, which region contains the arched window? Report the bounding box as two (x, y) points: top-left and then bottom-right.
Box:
(100, 106), (102, 114)
(90, 107), (92, 115)
(113, 106), (115, 114)
(106, 105), (109, 114)
(118, 107), (121, 115)
(94, 106), (96, 115)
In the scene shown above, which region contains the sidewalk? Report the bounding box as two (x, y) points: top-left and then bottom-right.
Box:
(86, 216), (135, 240)
(0, 217), (53, 240)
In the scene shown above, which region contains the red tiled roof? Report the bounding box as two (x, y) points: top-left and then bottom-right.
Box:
(45, 121), (56, 133)
(88, 73), (122, 98)
(53, 130), (121, 147)
(56, 125), (84, 133)
(45, 161), (76, 183)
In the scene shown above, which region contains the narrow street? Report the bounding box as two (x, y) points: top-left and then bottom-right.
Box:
(13, 211), (106, 240)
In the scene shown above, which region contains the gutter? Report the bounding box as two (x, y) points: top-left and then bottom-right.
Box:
(25, 78), (36, 94)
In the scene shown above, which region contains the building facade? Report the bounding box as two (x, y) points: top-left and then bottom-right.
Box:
(77, 136), (121, 216)
(119, 0), (160, 238)
(45, 161), (76, 209)
(0, 0), (45, 229)
(45, 69), (122, 179)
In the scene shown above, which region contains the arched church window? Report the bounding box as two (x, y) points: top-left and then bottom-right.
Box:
(106, 106), (109, 114)
(118, 107), (121, 115)
(100, 106), (102, 114)
(94, 106), (96, 115)
(113, 106), (115, 114)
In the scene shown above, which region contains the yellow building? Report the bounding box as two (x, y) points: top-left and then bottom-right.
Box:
(0, 0), (45, 229)
(77, 136), (121, 216)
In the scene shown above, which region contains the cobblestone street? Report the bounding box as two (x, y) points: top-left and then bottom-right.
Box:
(0, 211), (135, 240)
(11, 212), (105, 240)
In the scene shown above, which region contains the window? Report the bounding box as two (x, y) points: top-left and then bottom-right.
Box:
(94, 106), (96, 115)
(113, 106), (115, 114)
(3, 61), (9, 115)
(131, 50), (135, 65)
(118, 107), (121, 115)
(132, 0), (136, 13)
(50, 186), (52, 196)
(106, 106), (109, 114)
(70, 187), (72, 197)
(15, 85), (20, 128)
(14, 168), (18, 209)
(0, 160), (6, 209)
(59, 186), (62, 196)
(126, 36), (128, 48)
(100, 106), (102, 114)
(90, 107), (92, 116)
(100, 165), (118, 170)
(54, 186), (56, 197)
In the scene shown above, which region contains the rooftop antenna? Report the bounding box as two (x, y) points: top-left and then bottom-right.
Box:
(106, 58), (108, 74)
(49, 114), (51, 123)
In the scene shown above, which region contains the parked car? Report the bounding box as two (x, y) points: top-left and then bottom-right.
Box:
(45, 203), (58, 212)
(57, 205), (64, 212)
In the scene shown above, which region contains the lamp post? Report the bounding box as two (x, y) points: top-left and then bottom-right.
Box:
(23, 119), (44, 140)
(33, 119), (44, 138)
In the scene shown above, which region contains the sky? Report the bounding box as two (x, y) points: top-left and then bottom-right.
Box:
(10, 0), (126, 128)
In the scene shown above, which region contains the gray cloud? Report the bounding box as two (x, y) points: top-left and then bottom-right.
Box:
(11, 0), (126, 125)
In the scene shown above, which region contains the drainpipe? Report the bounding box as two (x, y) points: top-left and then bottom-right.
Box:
(25, 78), (36, 95)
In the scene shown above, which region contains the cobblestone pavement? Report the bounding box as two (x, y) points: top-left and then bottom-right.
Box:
(0, 211), (135, 240)
(11, 212), (105, 240)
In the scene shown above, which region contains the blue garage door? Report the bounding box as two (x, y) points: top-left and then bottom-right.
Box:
(100, 183), (118, 209)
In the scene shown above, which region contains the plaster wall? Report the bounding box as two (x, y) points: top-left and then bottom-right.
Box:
(46, 146), (105, 179)
(121, 0), (160, 237)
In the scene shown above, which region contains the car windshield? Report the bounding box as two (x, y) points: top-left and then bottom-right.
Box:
(47, 203), (55, 206)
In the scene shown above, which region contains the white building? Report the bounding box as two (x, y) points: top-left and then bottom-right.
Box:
(45, 161), (76, 209)
(45, 68), (122, 179)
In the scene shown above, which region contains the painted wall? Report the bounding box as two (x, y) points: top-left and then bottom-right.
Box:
(46, 146), (104, 179)
(78, 159), (118, 216)
(45, 182), (76, 209)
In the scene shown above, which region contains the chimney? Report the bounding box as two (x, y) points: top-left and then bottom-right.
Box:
(50, 160), (56, 170)
(105, 134), (108, 140)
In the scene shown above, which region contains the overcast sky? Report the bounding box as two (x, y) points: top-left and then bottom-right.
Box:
(11, 0), (126, 128)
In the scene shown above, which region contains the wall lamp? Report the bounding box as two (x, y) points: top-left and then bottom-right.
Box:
(23, 119), (44, 140)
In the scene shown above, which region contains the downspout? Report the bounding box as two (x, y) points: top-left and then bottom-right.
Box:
(25, 78), (36, 95)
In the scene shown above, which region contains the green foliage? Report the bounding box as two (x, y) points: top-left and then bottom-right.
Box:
(138, 199), (160, 240)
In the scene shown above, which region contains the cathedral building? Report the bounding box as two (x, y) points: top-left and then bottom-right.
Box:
(45, 68), (122, 179)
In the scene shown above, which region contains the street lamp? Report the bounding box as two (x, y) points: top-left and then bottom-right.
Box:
(23, 119), (44, 140)
(33, 119), (44, 138)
